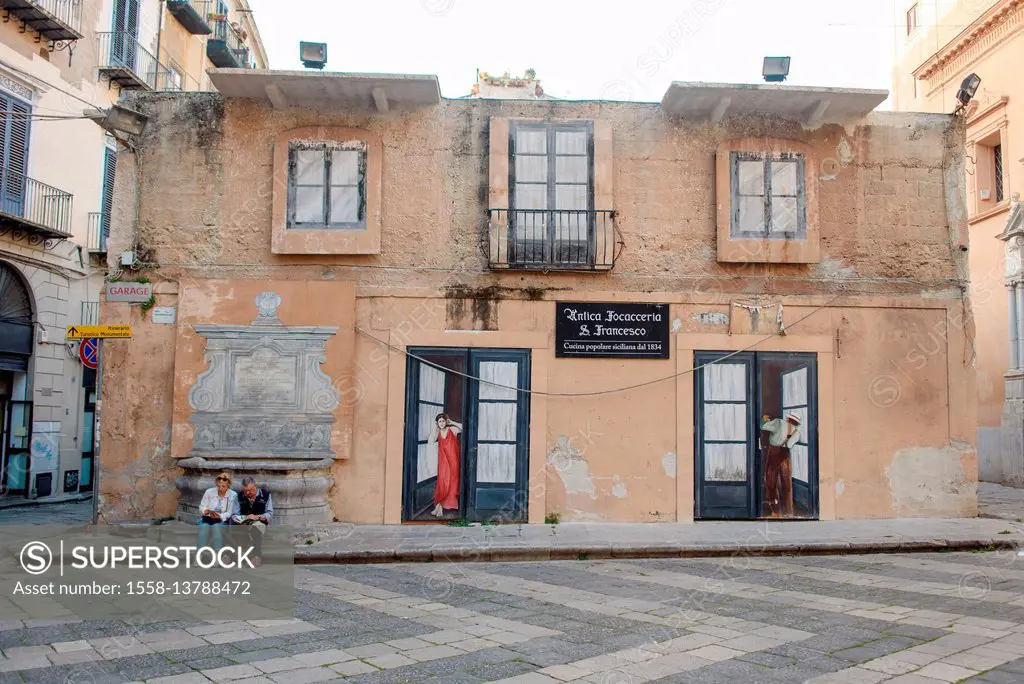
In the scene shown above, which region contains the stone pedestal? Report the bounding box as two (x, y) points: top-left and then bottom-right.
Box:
(996, 197), (1024, 486)
(176, 292), (340, 524)
(1001, 371), (1024, 487)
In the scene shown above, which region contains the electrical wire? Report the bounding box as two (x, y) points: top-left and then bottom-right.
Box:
(0, 61), (104, 113)
(353, 293), (844, 398)
(0, 110), (94, 121)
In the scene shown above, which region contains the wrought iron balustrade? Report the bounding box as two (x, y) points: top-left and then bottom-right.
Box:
(488, 209), (619, 271)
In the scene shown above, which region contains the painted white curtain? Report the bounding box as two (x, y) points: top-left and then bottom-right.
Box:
(416, 364), (445, 483)
(476, 361), (518, 483)
(782, 367), (809, 482)
(703, 362), (748, 481)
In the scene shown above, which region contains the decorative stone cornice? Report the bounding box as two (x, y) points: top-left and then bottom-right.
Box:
(999, 194), (1024, 285)
(915, 0), (1024, 84)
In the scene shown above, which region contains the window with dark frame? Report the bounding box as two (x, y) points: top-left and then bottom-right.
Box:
(730, 152), (807, 239)
(994, 143), (1004, 203)
(906, 3), (918, 36)
(287, 142), (367, 229)
(509, 121), (594, 265)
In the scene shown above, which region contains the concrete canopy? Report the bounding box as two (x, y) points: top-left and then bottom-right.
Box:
(661, 82), (889, 126)
(206, 69), (441, 113)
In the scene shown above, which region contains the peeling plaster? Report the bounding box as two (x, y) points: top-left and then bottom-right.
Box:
(546, 436), (597, 499)
(834, 479), (845, 495)
(671, 318), (682, 333)
(662, 452), (677, 478)
(888, 445), (977, 517)
(692, 312), (729, 326)
(837, 138), (854, 165)
(611, 482), (628, 498)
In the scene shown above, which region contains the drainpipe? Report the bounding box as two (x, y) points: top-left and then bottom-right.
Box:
(154, 0), (165, 88)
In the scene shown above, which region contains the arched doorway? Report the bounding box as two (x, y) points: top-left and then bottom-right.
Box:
(0, 261), (34, 496)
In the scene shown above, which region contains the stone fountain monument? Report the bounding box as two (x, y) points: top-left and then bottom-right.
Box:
(176, 292), (340, 524)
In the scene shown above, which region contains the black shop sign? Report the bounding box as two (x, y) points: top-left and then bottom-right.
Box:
(556, 302), (670, 359)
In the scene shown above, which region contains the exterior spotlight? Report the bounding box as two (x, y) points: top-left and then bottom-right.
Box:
(763, 56), (791, 83)
(100, 104), (148, 136)
(956, 73), (981, 107)
(300, 41), (327, 70)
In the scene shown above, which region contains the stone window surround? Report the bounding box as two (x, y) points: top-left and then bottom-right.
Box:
(271, 126), (382, 255)
(967, 97), (1010, 224)
(488, 117), (614, 268)
(715, 138), (820, 264)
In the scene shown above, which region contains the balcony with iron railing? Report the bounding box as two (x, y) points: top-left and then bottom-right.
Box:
(166, 0), (211, 35)
(81, 301), (99, 326)
(87, 211), (107, 253)
(97, 31), (170, 90)
(207, 18), (250, 68)
(1, 0), (83, 40)
(0, 172), (73, 240)
(487, 209), (620, 271)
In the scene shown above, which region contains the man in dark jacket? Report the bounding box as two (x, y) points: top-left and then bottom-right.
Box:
(234, 477), (273, 565)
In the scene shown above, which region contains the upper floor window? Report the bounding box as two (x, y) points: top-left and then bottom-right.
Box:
(507, 121), (595, 266)
(906, 3), (918, 36)
(730, 152), (806, 239)
(287, 142), (367, 229)
(994, 143), (1004, 203)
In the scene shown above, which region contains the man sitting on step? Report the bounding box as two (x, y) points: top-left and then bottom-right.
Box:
(231, 477), (273, 566)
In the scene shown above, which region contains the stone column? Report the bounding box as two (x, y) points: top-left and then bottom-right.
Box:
(1017, 284), (1024, 370)
(1010, 284), (1020, 371)
(997, 195), (1024, 485)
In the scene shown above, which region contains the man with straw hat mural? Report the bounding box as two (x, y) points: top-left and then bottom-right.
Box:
(760, 412), (802, 517)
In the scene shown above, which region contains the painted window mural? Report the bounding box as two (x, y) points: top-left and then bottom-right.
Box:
(403, 349), (530, 523)
(695, 352), (817, 520)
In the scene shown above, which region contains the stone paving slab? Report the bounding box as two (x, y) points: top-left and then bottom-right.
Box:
(293, 517), (1024, 564)
(3, 552), (1024, 682)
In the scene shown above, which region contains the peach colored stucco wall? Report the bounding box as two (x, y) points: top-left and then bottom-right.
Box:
(98, 92), (976, 523)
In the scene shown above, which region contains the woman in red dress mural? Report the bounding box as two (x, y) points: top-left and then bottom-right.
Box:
(429, 413), (463, 517)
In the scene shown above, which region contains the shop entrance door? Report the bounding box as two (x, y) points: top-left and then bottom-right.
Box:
(402, 348), (531, 522)
(694, 351), (818, 520)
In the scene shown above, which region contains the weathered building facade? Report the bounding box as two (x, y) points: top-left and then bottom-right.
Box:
(892, 0), (1024, 483)
(98, 70), (977, 524)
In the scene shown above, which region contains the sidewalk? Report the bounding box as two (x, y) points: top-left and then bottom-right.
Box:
(294, 516), (1024, 564)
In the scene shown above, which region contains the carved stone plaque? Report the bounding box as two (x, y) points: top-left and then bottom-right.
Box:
(231, 349), (298, 407)
(186, 292), (340, 460)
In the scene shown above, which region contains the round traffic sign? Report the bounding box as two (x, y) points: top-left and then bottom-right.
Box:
(80, 338), (99, 370)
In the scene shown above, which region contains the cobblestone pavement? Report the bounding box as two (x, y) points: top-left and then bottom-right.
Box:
(6, 551), (1024, 682)
(0, 499), (91, 525)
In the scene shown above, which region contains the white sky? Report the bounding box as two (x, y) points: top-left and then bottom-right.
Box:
(247, 0), (901, 105)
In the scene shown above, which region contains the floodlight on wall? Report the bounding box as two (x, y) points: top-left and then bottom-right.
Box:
(763, 56), (791, 83)
(99, 104), (149, 136)
(300, 41), (327, 70)
(954, 72), (981, 114)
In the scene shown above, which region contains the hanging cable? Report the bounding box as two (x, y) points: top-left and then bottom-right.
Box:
(353, 293), (844, 398)
(0, 61), (104, 112)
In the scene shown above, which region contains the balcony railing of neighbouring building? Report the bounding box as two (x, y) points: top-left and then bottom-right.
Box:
(97, 31), (170, 90)
(0, 172), (73, 239)
(1, 0), (83, 40)
(166, 0), (212, 35)
(81, 301), (99, 326)
(488, 209), (620, 271)
(206, 18), (250, 68)
(87, 212), (107, 253)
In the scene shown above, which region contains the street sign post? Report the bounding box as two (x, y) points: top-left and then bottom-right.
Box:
(66, 325), (131, 339)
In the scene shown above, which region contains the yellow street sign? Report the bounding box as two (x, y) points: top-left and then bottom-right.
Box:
(66, 325), (132, 339)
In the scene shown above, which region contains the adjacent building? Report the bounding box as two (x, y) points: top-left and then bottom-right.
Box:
(892, 0), (1023, 485)
(0, 0), (265, 505)
(97, 69), (978, 524)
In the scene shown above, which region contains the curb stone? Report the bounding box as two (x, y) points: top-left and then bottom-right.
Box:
(292, 537), (1021, 564)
